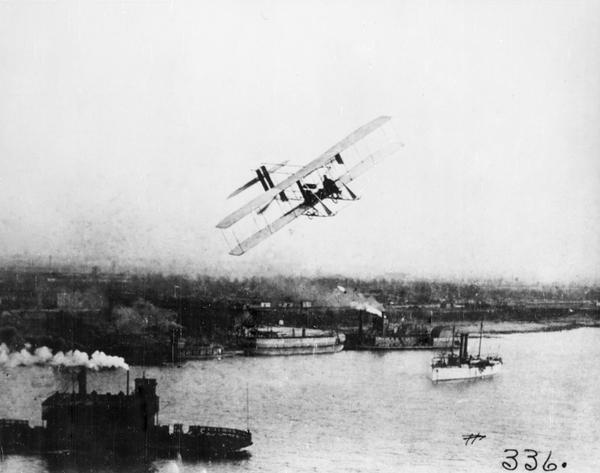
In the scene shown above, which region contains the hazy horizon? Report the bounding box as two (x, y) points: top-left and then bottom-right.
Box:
(1, 1), (599, 284)
(1, 253), (599, 288)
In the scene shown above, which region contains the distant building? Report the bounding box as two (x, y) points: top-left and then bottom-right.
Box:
(259, 302), (271, 308)
(301, 301), (312, 308)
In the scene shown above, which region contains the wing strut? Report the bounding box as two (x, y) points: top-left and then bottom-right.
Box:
(229, 205), (309, 255)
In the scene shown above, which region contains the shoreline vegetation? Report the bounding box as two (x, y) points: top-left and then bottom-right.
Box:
(447, 316), (600, 336)
(1, 266), (598, 363)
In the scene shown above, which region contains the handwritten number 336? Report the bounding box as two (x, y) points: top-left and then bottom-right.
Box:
(502, 449), (558, 471)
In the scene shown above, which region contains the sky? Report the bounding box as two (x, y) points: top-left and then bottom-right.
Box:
(0, 0), (599, 283)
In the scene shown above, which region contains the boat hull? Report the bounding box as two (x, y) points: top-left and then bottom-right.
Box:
(0, 421), (252, 460)
(431, 361), (502, 382)
(242, 336), (344, 356)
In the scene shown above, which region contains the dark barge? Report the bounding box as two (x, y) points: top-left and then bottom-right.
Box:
(345, 311), (455, 351)
(0, 370), (252, 461)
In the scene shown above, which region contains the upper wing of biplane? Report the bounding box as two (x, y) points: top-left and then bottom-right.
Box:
(216, 115), (391, 229)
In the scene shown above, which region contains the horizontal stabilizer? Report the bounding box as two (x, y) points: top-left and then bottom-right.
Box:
(226, 161), (288, 199)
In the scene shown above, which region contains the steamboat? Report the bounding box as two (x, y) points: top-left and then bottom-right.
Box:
(239, 326), (345, 356)
(346, 311), (455, 351)
(0, 369), (252, 460)
(431, 331), (502, 382)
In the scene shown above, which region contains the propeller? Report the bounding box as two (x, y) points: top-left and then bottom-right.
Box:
(342, 183), (358, 200)
(320, 201), (333, 216)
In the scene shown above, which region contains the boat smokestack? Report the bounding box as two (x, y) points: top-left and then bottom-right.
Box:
(358, 311), (363, 341)
(459, 333), (469, 360)
(77, 368), (87, 396)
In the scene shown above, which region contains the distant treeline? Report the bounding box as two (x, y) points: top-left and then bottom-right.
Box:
(1, 267), (600, 309)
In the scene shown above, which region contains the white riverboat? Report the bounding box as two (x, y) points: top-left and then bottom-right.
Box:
(239, 326), (345, 356)
(431, 331), (502, 382)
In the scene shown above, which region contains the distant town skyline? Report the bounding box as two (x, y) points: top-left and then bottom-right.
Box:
(1, 1), (599, 284)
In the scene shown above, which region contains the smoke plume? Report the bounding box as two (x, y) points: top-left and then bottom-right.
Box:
(335, 285), (384, 317)
(349, 301), (383, 317)
(0, 343), (129, 370)
(275, 279), (385, 316)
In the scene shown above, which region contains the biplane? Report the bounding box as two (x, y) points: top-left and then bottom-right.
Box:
(216, 116), (403, 255)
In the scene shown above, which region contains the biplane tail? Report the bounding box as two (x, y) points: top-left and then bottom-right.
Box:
(227, 161), (288, 199)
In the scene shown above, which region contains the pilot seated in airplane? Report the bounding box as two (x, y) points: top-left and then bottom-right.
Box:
(321, 175), (341, 199)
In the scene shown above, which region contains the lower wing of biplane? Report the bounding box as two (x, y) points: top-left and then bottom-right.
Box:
(216, 116), (403, 256)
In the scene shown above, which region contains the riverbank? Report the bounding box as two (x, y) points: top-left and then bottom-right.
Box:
(446, 313), (600, 335)
(2, 304), (598, 364)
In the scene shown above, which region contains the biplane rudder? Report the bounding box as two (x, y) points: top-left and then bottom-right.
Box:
(226, 161), (289, 199)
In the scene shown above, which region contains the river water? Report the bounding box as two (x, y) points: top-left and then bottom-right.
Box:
(1, 328), (599, 473)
